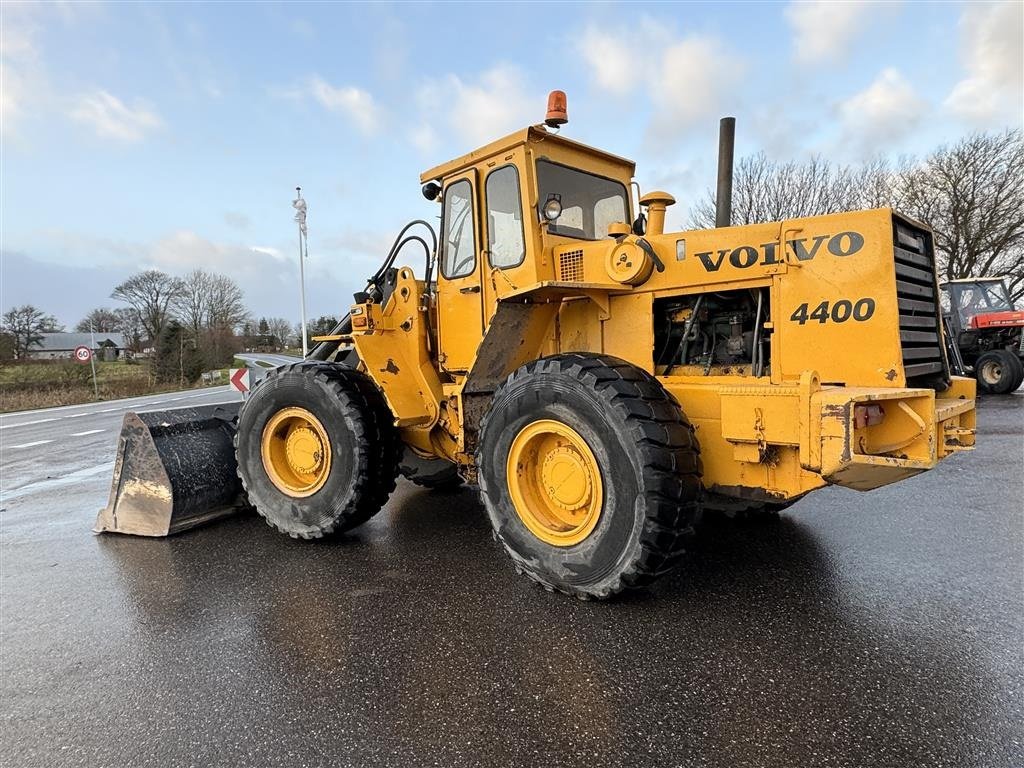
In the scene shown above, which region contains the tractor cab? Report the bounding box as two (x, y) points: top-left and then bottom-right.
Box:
(941, 278), (1022, 333)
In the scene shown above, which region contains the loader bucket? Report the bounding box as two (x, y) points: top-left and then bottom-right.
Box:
(94, 403), (245, 536)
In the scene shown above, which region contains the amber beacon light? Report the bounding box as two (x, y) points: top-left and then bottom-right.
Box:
(545, 90), (568, 127)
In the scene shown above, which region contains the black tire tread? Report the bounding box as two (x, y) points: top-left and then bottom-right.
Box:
(235, 361), (400, 539)
(479, 353), (702, 599)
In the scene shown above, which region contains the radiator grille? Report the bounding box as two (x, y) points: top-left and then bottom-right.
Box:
(893, 217), (949, 384)
(557, 249), (584, 282)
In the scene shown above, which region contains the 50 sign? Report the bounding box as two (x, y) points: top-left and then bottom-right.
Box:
(790, 298), (876, 325)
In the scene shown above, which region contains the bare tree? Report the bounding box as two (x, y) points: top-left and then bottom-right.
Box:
(689, 153), (897, 228)
(171, 269), (248, 365)
(114, 308), (145, 352)
(896, 130), (1024, 300)
(111, 270), (183, 344)
(75, 308), (121, 333)
(266, 318), (293, 349)
(686, 130), (1024, 301)
(174, 269), (214, 340)
(207, 273), (248, 331)
(1, 305), (60, 358)
(173, 269), (248, 333)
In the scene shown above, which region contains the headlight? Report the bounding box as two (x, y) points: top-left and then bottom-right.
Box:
(543, 195), (562, 222)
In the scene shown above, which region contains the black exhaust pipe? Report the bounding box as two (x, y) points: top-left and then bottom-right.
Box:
(716, 116), (735, 228)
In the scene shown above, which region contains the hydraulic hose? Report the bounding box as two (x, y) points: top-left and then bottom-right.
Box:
(308, 219), (438, 361)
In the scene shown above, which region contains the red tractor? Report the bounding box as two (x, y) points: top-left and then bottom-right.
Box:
(941, 277), (1024, 394)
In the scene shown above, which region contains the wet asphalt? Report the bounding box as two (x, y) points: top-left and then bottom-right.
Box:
(1, 394), (1021, 768)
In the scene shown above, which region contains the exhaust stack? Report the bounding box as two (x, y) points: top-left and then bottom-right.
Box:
(716, 116), (735, 228)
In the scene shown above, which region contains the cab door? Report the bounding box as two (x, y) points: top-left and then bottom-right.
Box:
(437, 172), (484, 373)
(480, 161), (530, 327)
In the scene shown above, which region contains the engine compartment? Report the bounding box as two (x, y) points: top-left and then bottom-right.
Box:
(653, 288), (771, 376)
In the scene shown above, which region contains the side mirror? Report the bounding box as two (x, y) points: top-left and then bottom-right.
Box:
(632, 213), (647, 236)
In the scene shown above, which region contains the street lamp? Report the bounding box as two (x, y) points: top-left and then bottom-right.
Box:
(292, 186), (309, 357)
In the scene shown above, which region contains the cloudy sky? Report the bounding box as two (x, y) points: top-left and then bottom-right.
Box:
(2, 1), (1021, 329)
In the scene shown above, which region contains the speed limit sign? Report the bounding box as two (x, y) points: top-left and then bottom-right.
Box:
(74, 345), (93, 363)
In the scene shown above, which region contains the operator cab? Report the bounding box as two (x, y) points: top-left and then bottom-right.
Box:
(419, 111), (636, 372)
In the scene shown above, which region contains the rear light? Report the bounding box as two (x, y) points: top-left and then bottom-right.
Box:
(854, 403), (885, 428)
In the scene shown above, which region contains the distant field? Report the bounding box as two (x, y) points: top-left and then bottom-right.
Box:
(0, 360), (226, 413)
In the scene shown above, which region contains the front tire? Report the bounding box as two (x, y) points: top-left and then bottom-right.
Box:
(235, 362), (400, 538)
(478, 354), (702, 600)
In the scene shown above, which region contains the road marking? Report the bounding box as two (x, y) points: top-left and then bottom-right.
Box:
(71, 429), (105, 437)
(6, 440), (54, 449)
(0, 418), (58, 430)
(2, 462), (114, 502)
(97, 408), (119, 413)
(0, 386), (234, 419)
(67, 413), (89, 418)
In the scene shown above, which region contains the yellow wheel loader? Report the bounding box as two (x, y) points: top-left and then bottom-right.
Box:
(96, 93), (976, 600)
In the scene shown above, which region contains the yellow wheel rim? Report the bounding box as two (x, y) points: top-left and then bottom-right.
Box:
(260, 407), (332, 497)
(506, 419), (603, 547)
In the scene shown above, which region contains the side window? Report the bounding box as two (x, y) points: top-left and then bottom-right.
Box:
(442, 180), (476, 278)
(485, 166), (526, 269)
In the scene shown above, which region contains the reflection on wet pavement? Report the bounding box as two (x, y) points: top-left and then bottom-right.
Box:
(2, 396), (1021, 767)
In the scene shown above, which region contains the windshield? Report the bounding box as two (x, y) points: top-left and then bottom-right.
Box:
(951, 281), (1013, 323)
(536, 160), (629, 240)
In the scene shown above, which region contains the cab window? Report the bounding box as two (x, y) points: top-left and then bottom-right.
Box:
(485, 166), (526, 269)
(441, 180), (476, 278)
(536, 160), (629, 240)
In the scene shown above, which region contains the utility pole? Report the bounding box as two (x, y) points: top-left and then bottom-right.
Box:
(88, 319), (99, 400)
(293, 187), (309, 358)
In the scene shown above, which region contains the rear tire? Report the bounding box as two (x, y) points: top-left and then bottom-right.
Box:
(975, 350), (1022, 394)
(235, 362), (400, 538)
(478, 353), (702, 600)
(1004, 351), (1024, 392)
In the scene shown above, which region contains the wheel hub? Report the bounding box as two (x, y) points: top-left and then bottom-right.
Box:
(541, 447), (592, 512)
(261, 407), (333, 497)
(285, 427), (324, 475)
(981, 360), (1002, 385)
(506, 419), (603, 547)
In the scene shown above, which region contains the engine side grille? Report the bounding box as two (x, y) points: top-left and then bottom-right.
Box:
(557, 249), (585, 282)
(892, 217), (949, 384)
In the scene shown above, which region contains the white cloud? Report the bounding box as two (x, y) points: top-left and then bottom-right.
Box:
(249, 245), (284, 260)
(6, 229), (364, 327)
(576, 21), (743, 151)
(409, 123), (438, 153)
(944, 1), (1023, 126)
(577, 26), (637, 94)
(70, 90), (163, 142)
(1, 4), (42, 128)
(784, 1), (874, 64)
(305, 76), (379, 134)
(838, 68), (927, 153)
(651, 36), (745, 141)
(414, 65), (536, 151)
